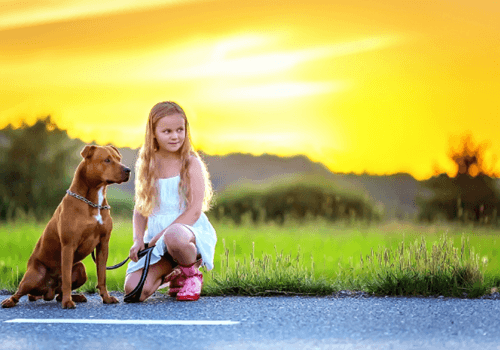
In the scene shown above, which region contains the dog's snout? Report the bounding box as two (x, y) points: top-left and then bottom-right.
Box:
(122, 167), (131, 182)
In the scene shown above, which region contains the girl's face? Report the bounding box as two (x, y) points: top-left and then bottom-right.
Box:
(154, 113), (186, 154)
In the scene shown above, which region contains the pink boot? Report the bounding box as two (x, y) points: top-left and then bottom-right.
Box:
(159, 267), (184, 296)
(176, 262), (203, 301)
(167, 272), (186, 297)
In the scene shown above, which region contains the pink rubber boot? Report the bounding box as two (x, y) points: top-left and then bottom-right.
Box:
(167, 271), (186, 297)
(158, 267), (184, 296)
(176, 262), (203, 301)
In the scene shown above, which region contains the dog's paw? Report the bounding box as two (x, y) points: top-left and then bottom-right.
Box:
(102, 295), (119, 304)
(28, 294), (42, 302)
(61, 300), (76, 309)
(1, 298), (17, 308)
(71, 294), (87, 303)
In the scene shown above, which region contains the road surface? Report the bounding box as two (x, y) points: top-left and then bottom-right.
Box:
(1, 292), (499, 349)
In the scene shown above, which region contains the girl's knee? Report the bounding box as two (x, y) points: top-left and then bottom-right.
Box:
(163, 225), (195, 247)
(124, 271), (141, 295)
(168, 223), (186, 232)
(124, 278), (134, 295)
(124, 276), (153, 302)
(140, 286), (155, 301)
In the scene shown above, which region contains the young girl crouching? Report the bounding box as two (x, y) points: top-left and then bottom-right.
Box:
(124, 101), (216, 302)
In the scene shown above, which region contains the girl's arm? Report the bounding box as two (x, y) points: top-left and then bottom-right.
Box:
(129, 208), (148, 262)
(173, 156), (205, 225)
(149, 157), (204, 246)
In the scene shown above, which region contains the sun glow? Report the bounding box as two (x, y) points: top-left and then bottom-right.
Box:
(145, 35), (398, 81)
(0, 0), (196, 30)
(1, 0), (499, 179)
(217, 82), (345, 100)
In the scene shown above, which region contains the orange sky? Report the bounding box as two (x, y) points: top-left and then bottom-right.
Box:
(0, 0), (499, 179)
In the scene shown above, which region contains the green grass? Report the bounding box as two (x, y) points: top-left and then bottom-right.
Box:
(1, 217), (499, 297)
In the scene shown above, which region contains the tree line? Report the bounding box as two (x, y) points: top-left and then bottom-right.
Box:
(0, 117), (82, 221)
(1, 117), (499, 226)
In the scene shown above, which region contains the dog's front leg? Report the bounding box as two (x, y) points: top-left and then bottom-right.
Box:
(95, 241), (119, 304)
(61, 245), (76, 309)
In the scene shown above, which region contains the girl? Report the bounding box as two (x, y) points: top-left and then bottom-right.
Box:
(124, 101), (216, 302)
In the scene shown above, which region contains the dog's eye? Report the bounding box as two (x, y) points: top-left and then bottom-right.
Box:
(104, 158), (111, 163)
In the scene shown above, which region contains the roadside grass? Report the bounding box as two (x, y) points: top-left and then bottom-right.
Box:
(351, 234), (489, 298)
(0, 217), (499, 298)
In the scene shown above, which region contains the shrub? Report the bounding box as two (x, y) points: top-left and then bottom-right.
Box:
(210, 174), (380, 225)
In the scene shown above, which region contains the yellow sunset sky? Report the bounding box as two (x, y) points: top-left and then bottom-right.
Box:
(0, 0), (499, 180)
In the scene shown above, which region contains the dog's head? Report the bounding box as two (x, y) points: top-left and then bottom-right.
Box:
(81, 145), (131, 185)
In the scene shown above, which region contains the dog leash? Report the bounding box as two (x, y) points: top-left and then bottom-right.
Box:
(91, 250), (136, 270)
(91, 245), (177, 303)
(123, 247), (155, 303)
(90, 245), (153, 302)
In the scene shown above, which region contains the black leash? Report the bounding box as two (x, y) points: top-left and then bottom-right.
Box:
(91, 248), (140, 271)
(91, 244), (176, 303)
(123, 247), (155, 303)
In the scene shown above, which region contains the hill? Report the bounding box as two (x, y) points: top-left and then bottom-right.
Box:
(114, 148), (422, 219)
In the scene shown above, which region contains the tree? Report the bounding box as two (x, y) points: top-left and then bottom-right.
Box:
(0, 117), (82, 221)
(418, 134), (500, 224)
(449, 134), (498, 178)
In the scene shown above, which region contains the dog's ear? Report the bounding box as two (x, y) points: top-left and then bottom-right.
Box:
(108, 145), (122, 159)
(81, 145), (97, 159)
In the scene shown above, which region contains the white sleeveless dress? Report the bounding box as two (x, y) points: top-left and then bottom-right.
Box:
(126, 175), (217, 274)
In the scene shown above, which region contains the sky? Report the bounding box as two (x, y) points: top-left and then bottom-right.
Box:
(0, 0), (499, 180)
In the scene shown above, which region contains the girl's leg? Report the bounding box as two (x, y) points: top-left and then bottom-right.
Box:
(124, 257), (174, 302)
(162, 224), (203, 301)
(162, 223), (197, 265)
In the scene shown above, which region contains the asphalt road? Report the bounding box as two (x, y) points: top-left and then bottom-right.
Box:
(1, 292), (499, 350)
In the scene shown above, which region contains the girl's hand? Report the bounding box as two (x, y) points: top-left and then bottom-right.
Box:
(129, 241), (145, 263)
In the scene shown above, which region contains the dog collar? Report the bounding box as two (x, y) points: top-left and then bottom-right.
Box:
(66, 190), (111, 210)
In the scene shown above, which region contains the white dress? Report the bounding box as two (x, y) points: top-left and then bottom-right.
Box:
(126, 175), (217, 274)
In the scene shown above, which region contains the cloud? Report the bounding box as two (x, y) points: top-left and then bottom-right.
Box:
(216, 131), (300, 143)
(0, 0), (198, 30)
(216, 82), (345, 100)
(163, 36), (398, 80)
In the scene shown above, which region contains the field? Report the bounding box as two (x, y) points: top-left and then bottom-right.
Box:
(1, 217), (499, 298)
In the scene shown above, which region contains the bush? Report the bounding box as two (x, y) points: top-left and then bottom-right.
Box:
(210, 174), (380, 225)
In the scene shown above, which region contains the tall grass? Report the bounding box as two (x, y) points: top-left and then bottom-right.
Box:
(204, 239), (337, 296)
(355, 234), (488, 297)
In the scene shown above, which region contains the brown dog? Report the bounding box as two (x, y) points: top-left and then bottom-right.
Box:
(1, 145), (130, 309)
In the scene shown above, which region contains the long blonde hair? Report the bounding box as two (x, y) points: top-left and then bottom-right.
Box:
(135, 101), (213, 217)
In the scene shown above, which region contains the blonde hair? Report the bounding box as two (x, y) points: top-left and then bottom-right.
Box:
(135, 101), (213, 217)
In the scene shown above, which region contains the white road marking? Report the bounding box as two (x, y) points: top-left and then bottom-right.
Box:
(5, 318), (239, 325)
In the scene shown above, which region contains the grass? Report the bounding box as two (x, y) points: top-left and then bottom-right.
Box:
(352, 234), (489, 297)
(0, 217), (499, 298)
